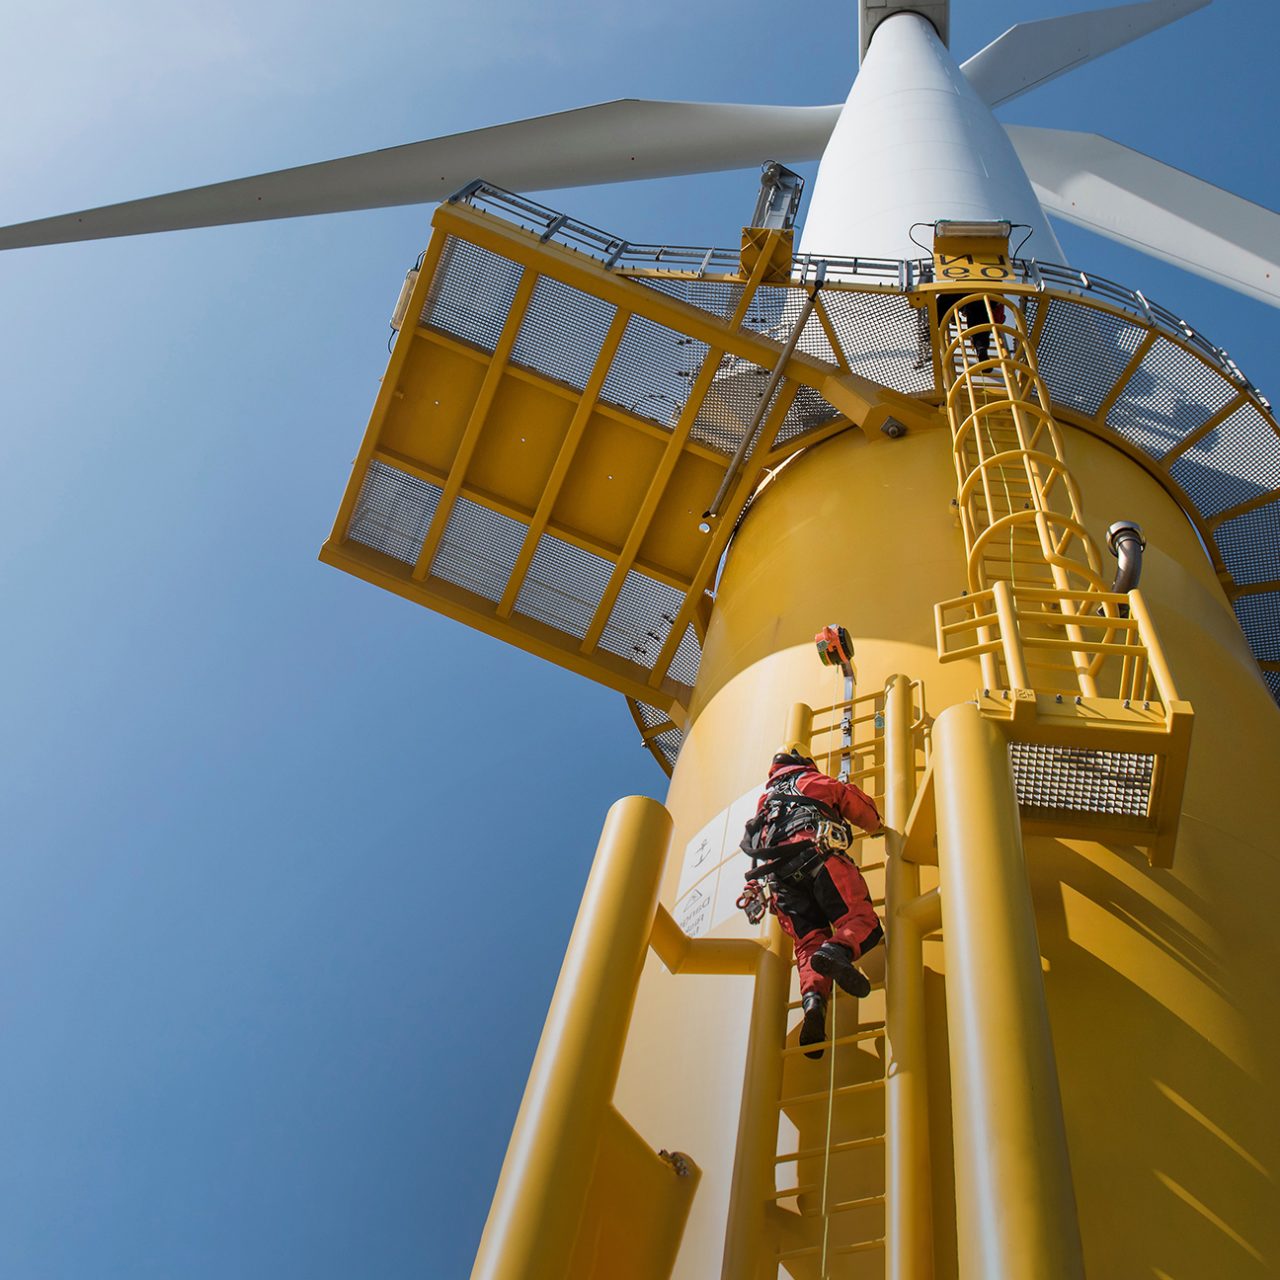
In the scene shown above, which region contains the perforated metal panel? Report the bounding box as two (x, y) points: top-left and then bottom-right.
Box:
(1107, 336), (1241, 461)
(347, 461), (441, 564)
(599, 314), (698, 426)
(1169, 401), (1280, 519)
(510, 275), (615, 391)
(1215, 500), (1280, 588)
(1234, 592), (1280, 663)
(1010, 742), (1154, 818)
(819, 290), (935, 394)
(598, 570), (685, 668)
(1035, 301), (1147, 419)
(431, 497), (527, 603)
(513, 533), (612, 638)
(421, 238), (522, 351)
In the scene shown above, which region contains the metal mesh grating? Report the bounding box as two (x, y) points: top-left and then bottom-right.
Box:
(774, 386), (845, 447)
(429, 496), (527, 603)
(636, 276), (744, 320)
(597, 570), (685, 669)
(510, 275), (616, 392)
(600, 314), (697, 427)
(650, 727), (684, 771)
(1234, 592), (1280, 664)
(819, 290), (935, 394)
(1263, 670), (1280, 704)
(347, 461), (441, 564)
(692, 359), (781, 455)
(1034, 301), (1147, 419)
(420, 238), (523, 351)
(634, 700), (672, 731)
(513, 533), (612, 638)
(1106, 336), (1242, 461)
(668, 624), (703, 688)
(1169, 401), (1280, 519)
(1010, 742), (1154, 818)
(1214, 499), (1280, 588)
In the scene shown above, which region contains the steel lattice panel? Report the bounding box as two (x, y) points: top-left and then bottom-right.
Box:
(598, 570), (686, 669)
(1034, 300), (1148, 419)
(347, 461), (441, 564)
(510, 275), (616, 392)
(819, 290), (935, 394)
(1010, 742), (1154, 818)
(420, 238), (522, 351)
(1214, 499), (1280, 588)
(637, 276), (745, 321)
(430, 496), (527, 603)
(1234, 592), (1280, 664)
(599, 313), (699, 426)
(1169, 400), (1280, 519)
(668, 625), (703, 688)
(512, 532), (613, 639)
(1106, 335), (1242, 461)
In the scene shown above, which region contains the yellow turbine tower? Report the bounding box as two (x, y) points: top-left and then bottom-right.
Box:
(4, 1), (1279, 1276)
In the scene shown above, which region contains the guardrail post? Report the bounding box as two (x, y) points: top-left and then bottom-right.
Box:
(472, 796), (673, 1280)
(933, 704), (1084, 1280)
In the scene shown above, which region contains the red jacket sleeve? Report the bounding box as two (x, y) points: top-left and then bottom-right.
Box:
(797, 771), (882, 834)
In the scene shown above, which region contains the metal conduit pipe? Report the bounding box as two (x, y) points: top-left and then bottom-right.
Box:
(1107, 520), (1147, 595)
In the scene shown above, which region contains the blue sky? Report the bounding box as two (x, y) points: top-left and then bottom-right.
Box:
(0, 2), (1276, 1275)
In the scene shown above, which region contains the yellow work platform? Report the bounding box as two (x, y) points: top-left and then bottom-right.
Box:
(320, 185), (934, 729)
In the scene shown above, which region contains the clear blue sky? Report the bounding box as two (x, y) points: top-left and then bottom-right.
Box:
(0, 2), (1275, 1275)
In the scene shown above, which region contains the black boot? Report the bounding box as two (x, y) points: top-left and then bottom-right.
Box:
(811, 941), (871, 998)
(800, 992), (827, 1059)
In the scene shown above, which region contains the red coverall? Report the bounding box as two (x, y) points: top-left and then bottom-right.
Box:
(757, 761), (883, 999)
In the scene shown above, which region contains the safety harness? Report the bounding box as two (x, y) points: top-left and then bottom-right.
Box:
(740, 767), (853, 886)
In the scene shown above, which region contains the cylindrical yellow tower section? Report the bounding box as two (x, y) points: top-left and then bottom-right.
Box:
(612, 418), (1280, 1278)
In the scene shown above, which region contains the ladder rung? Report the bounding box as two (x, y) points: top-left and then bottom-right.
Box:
(778, 1238), (886, 1262)
(780, 1025), (887, 1058)
(796, 1192), (886, 1218)
(775, 1133), (884, 1164)
(781, 1078), (885, 1108)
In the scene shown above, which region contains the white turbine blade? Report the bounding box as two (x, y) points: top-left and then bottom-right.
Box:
(1008, 125), (1280, 308)
(962, 0), (1210, 108)
(0, 99), (839, 251)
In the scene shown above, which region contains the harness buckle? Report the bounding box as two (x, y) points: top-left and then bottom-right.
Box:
(816, 819), (851, 851)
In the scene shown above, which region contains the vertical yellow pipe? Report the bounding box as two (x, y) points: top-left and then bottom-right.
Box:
(720, 919), (789, 1280)
(721, 703), (812, 1278)
(933, 704), (1084, 1280)
(884, 674), (933, 1279)
(471, 796), (674, 1280)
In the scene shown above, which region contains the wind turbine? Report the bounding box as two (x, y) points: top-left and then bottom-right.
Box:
(5, 2), (1280, 1277)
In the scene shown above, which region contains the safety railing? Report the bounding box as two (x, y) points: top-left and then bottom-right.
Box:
(935, 581), (1181, 706)
(446, 181), (1261, 399)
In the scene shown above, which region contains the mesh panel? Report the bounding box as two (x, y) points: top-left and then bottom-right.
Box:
(774, 386), (845, 447)
(1169, 401), (1280, 518)
(1234, 592), (1280, 663)
(510, 276), (615, 391)
(1106, 336), (1242, 461)
(600, 314), (696, 426)
(651, 727), (684, 771)
(513, 533), (612, 638)
(429, 497), (527, 602)
(1009, 742), (1154, 818)
(597, 571), (685, 669)
(819, 290), (935, 394)
(420, 238), (522, 351)
(692, 359), (778, 455)
(1034, 301), (1147, 419)
(1263, 670), (1280, 705)
(634, 700), (672, 731)
(637, 277), (744, 320)
(668, 625), (703, 688)
(347, 461), (441, 564)
(1214, 499), (1280, 588)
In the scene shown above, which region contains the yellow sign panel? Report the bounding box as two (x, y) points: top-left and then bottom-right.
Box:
(932, 237), (1014, 285)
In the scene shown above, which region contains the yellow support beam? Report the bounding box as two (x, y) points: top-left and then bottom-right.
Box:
(933, 704), (1084, 1280)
